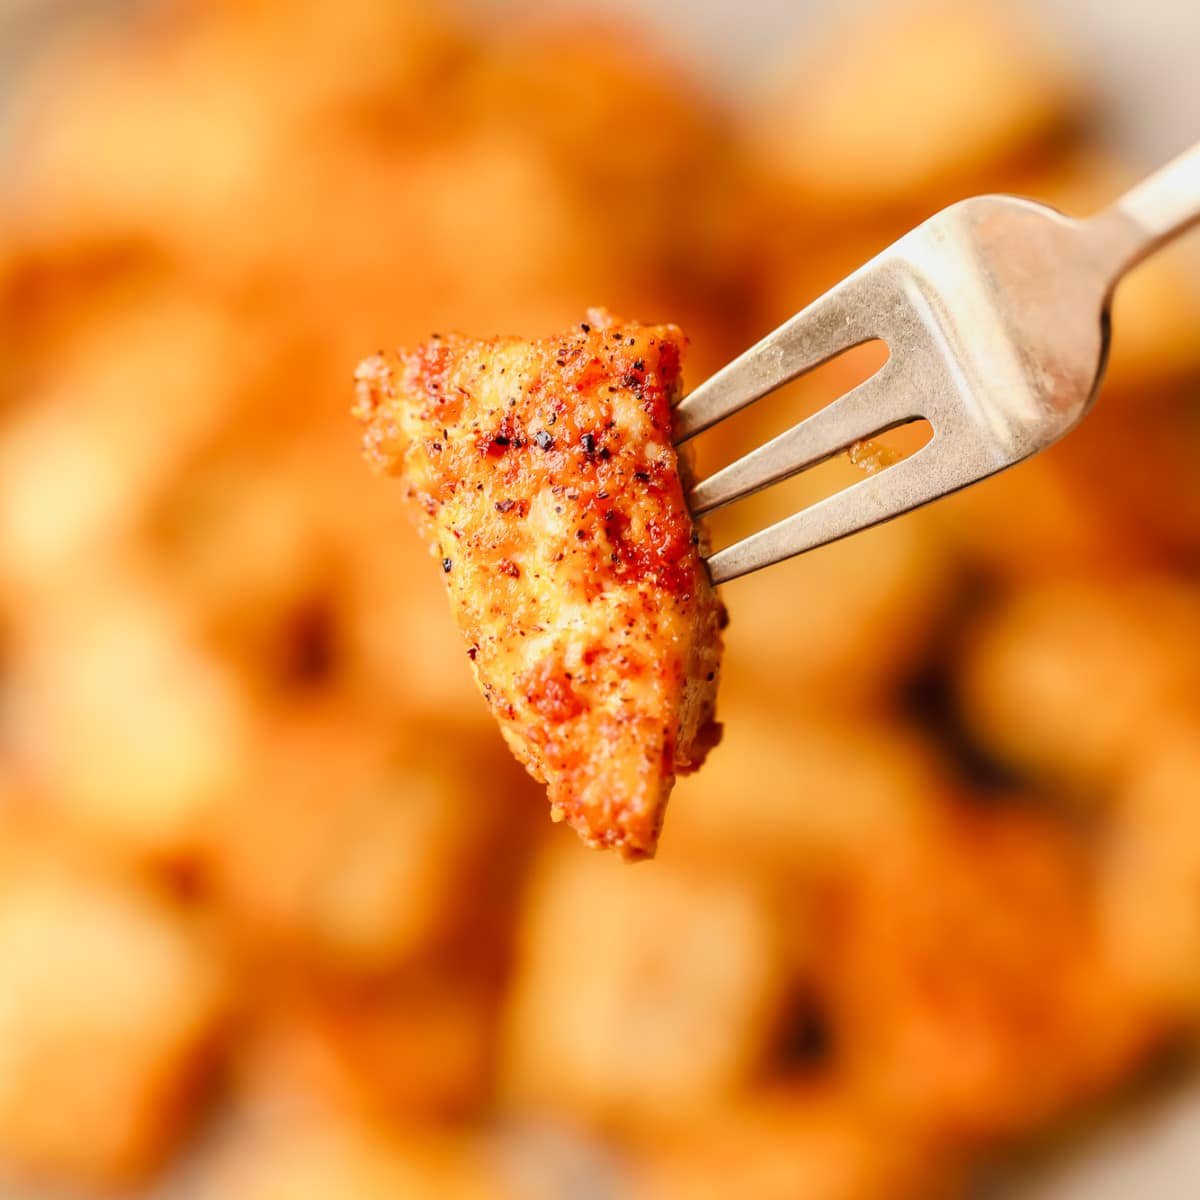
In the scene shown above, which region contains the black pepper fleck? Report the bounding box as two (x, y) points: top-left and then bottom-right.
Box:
(535, 430), (555, 450)
(442, 557), (453, 573)
(581, 433), (596, 454)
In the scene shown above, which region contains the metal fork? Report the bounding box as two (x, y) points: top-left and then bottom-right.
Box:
(676, 139), (1200, 584)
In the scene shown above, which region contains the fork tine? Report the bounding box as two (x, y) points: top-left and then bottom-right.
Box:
(673, 271), (877, 443)
(688, 361), (915, 516)
(704, 435), (989, 584)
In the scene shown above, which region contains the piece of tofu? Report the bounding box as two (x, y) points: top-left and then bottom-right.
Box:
(353, 311), (725, 858)
(0, 848), (227, 1186)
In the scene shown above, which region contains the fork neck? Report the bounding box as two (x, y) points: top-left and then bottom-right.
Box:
(1084, 138), (1200, 290)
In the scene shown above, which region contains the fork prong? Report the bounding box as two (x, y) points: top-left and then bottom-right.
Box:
(673, 272), (876, 443)
(688, 362), (914, 516)
(704, 435), (990, 584)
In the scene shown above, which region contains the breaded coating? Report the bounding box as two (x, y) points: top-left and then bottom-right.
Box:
(353, 311), (724, 858)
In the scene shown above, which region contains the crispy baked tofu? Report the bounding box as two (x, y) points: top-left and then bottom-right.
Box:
(353, 311), (724, 858)
(0, 846), (227, 1186)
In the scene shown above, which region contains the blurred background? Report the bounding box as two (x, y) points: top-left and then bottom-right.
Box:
(1, 0), (1199, 1197)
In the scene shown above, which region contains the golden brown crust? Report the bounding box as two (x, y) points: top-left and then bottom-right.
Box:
(353, 310), (724, 858)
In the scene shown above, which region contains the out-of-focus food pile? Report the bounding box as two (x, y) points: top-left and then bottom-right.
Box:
(0, 0), (1198, 1196)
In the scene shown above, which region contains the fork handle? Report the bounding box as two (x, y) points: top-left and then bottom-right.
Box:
(1096, 138), (1200, 280)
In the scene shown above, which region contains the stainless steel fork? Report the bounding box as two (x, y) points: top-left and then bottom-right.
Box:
(677, 139), (1200, 584)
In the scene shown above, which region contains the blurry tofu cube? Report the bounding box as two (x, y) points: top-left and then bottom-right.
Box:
(211, 706), (532, 974)
(151, 446), (343, 692)
(663, 713), (945, 876)
(500, 848), (784, 1129)
(0, 851), (226, 1186)
(751, 0), (1078, 213)
(1048, 396), (1200, 567)
(827, 809), (1152, 1140)
(0, 285), (258, 596)
(234, 972), (498, 1124)
(3, 0), (458, 266)
(219, 0), (462, 114)
(629, 1088), (955, 1200)
(8, 580), (249, 861)
(302, 739), (530, 973)
(5, 19), (284, 258)
(454, 25), (755, 316)
(933, 447), (1140, 580)
(958, 577), (1200, 793)
(195, 1109), (510, 1200)
(145, 434), (482, 714)
(937, 395), (1200, 578)
(1099, 719), (1200, 1016)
